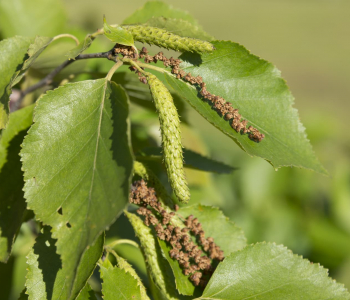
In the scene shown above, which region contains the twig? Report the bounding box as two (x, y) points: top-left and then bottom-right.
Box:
(17, 51), (115, 108)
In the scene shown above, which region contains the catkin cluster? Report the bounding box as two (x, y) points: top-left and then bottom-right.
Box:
(138, 47), (265, 143)
(123, 25), (215, 53)
(130, 179), (224, 287)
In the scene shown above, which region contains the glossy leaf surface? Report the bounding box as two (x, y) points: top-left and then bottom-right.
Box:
(164, 41), (326, 174)
(200, 243), (350, 300)
(21, 79), (133, 298)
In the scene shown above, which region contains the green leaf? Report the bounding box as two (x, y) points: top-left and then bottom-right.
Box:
(123, 1), (199, 26)
(158, 205), (246, 296)
(113, 249), (150, 299)
(0, 0), (66, 38)
(66, 35), (93, 60)
(11, 36), (53, 87)
(157, 239), (197, 296)
(100, 259), (142, 300)
(21, 79), (133, 299)
(76, 284), (98, 300)
(26, 226), (104, 300)
(178, 205), (246, 255)
(199, 243), (350, 300)
(144, 17), (214, 41)
(103, 17), (134, 47)
(0, 105), (34, 262)
(163, 40), (327, 174)
(0, 36), (34, 129)
(137, 147), (236, 174)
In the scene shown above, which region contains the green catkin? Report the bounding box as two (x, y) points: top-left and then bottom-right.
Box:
(124, 211), (178, 300)
(146, 73), (190, 203)
(134, 161), (174, 208)
(123, 25), (214, 53)
(115, 254), (150, 300)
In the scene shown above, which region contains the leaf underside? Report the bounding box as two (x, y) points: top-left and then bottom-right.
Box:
(21, 79), (133, 299)
(137, 147), (236, 174)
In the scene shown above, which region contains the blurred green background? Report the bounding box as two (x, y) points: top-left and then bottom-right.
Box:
(1, 0), (349, 298)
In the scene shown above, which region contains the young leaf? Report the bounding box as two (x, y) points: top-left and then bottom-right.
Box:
(158, 205), (246, 296)
(0, 36), (34, 129)
(11, 36), (53, 87)
(103, 17), (134, 47)
(26, 226), (104, 300)
(100, 259), (142, 300)
(199, 243), (350, 300)
(137, 147), (236, 174)
(0, 105), (34, 262)
(164, 40), (327, 174)
(21, 79), (133, 299)
(0, 0), (66, 38)
(123, 1), (199, 26)
(113, 252), (150, 300)
(66, 35), (93, 60)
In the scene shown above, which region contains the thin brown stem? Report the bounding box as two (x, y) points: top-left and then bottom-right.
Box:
(16, 51), (115, 108)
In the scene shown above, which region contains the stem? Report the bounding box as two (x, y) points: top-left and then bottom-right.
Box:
(136, 62), (167, 74)
(53, 34), (80, 45)
(90, 24), (118, 39)
(105, 239), (139, 249)
(106, 248), (121, 261)
(17, 51), (114, 108)
(106, 60), (123, 81)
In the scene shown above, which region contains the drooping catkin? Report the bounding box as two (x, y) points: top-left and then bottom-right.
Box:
(146, 73), (190, 203)
(133, 161), (174, 208)
(124, 211), (178, 300)
(129, 179), (224, 287)
(123, 25), (214, 53)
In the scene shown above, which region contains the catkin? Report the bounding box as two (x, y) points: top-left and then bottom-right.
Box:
(123, 25), (214, 53)
(134, 161), (174, 208)
(124, 211), (178, 300)
(146, 73), (190, 203)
